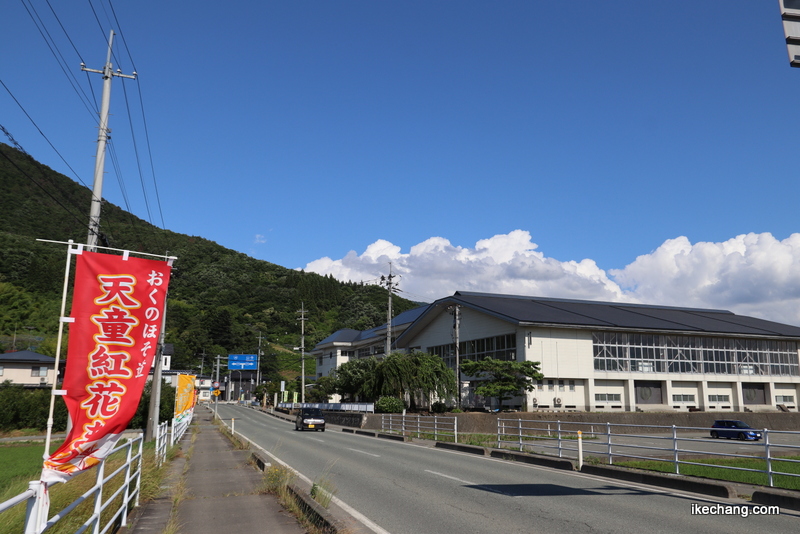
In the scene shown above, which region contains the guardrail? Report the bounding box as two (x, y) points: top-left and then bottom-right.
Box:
(497, 419), (800, 487)
(381, 414), (459, 443)
(0, 434), (144, 534)
(277, 402), (375, 413)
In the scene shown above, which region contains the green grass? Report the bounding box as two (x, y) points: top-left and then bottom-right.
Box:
(0, 439), (178, 534)
(617, 456), (800, 491)
(0, 442), (55, 495)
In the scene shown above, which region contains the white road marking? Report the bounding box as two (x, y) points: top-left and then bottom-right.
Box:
(424, 469), (474, 485)
(347, 448), (380, 457)
(424, 469), (509, 495)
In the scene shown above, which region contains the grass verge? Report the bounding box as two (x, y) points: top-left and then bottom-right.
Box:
(616, 456), (800, 491)
(0, 439), (181, 534)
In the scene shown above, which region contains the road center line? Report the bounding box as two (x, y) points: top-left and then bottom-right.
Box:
(347, 448), (380, 457)
(424, 470), (474, 485)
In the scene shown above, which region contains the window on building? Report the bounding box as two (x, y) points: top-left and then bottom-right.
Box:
(672, 394), (695, 403)
(0, 365), (3, 376)
(31, 366), (48, 377)
(776, 395), (795, 403)
(429, 333), (517, 370)
(708, 394), (730, 403)
(548, 380), (554, 391)
(558, 380), (564, 391)
(592, 332), (798, 377)
(595, 393), (621, 402)
(569, 380), (575, 391)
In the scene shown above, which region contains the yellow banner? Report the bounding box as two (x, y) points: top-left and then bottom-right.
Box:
(175, 374), (196, 416)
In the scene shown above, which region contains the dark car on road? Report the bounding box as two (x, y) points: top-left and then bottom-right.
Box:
(295, 408), (326, 432)
(710, 420), (762, 441)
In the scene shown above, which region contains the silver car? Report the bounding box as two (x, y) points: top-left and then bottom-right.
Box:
(295, 408), (326, 432)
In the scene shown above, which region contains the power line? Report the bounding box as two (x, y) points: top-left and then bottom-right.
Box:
(0, 141), (92, 232)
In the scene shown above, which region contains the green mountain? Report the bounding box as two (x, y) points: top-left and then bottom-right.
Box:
(0, 142), (419, 380)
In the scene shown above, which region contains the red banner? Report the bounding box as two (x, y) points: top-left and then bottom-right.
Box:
(42, 251), (171, 483)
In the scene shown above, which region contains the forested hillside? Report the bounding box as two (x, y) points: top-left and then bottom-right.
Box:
(0, 143), (419, 380)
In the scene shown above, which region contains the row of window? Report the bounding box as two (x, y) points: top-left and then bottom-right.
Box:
(595, 393), (621, 402)
(429, 333), (517, 369)
(535, 379), (576, 391)
(594, 393), (795, 404)
(592, 332), (799, 376)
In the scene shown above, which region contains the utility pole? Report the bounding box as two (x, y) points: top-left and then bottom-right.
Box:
(257, 331), (262, 388)
(297, 303), (307, 404)
(145, 285), (169, 442)
(380, 264), (399, 356)
(81, 30), (136, 250)
(449, 304), (462, 409)
(214, 355), (222, 419)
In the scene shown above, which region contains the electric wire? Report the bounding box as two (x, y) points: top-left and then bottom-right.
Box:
(111, 1), (167, 231)
(13, 0), (167, 244)
(0, 77), (90, 190)
(0, 143), (92, 232)
(19, 0), (98, 122)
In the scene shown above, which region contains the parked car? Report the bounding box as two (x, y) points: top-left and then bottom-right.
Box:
(295, 408), (326, 432)
(710, 420), (762, 441)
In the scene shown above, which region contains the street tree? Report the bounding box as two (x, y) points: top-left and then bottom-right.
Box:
(376, 351), (455, 410)
(460, 358), (543, 410)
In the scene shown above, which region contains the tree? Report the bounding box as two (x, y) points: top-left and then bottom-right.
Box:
(334, 357), (379, 401)
(374, 351), (455, 410)
(307, 375), (337, 402)
(460, 358), (543, 410)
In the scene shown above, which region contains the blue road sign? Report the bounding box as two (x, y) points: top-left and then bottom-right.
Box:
(228, 354), (257, 370)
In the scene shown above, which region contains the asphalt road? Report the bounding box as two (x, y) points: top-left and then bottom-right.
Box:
(215, 405), (799, 534)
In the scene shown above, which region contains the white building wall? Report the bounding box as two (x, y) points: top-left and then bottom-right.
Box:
(409, 308), (515, 350)
(1, 363), (56, 387)
(523, 328), (593, 379)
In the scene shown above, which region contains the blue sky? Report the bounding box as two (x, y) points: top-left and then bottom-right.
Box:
(3, 2), (800, 323)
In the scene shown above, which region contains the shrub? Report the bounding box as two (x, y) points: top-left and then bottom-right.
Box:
(375, 396), (404, 413)
(431, 401), (447, 414)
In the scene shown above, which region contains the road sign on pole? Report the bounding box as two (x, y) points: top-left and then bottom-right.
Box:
(228, 354), (257, 370)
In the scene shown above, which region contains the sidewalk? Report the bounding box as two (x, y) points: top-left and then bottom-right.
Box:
(122, 406), (305, 534)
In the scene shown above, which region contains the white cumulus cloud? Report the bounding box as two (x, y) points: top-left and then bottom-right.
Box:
(304, 230), (800, 326)
(611, 232), (800, 324)
(304, 230), (626, 305)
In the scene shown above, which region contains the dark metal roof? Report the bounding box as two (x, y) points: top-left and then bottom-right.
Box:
(313, 305), (431, 349)
(395, 292), (800, 344)
(0, 350), (56, 363)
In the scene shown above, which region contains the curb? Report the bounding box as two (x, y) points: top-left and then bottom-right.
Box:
(435, 442), (486, 455)
(489, 449), (574, 470)
(249, 450), (358, 534)
(579, 464), (737, 499)
(751, 488), (800, 512)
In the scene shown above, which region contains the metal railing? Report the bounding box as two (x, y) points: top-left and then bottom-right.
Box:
(497, 419), (800, 487)
(171, 408), (194, 447)
(381, 414), (459, 443)
(0, 434), (144, 534)
(155, 420), (169, 466)
(277, 402), (375, 413)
